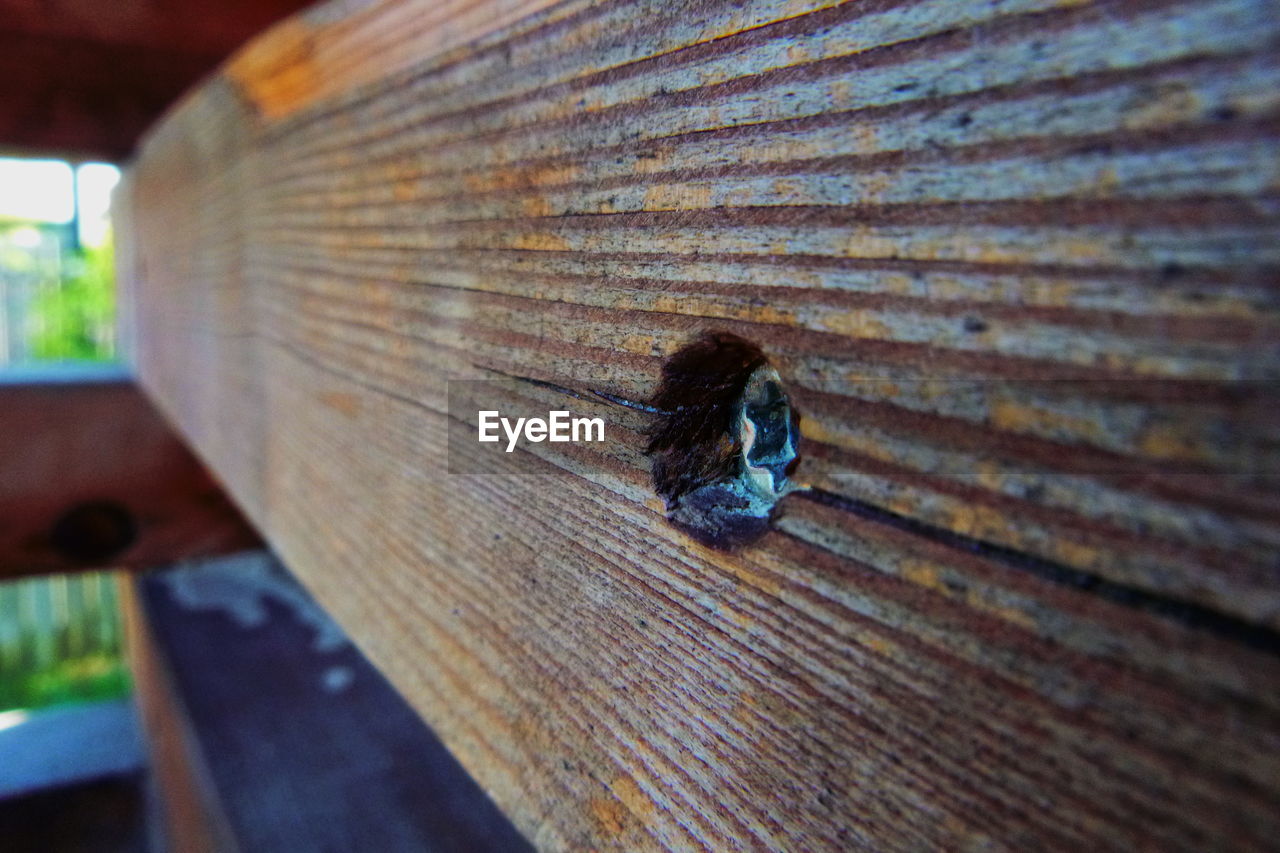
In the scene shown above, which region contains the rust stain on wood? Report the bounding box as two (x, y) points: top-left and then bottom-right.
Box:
(316, 390), (363, 417)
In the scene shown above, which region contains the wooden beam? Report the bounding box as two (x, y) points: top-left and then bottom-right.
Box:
(0, 0), (315, 159)
(0, 31), (219, 161)
(0, 0), (316, 57)
(120, 574), (236, 853)
(128, 551), (532, 850)
(0, 368), (260, 579)
(118, 0), (1280, 848)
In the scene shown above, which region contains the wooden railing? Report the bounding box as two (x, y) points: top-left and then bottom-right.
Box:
(116, 0), (1280, 848)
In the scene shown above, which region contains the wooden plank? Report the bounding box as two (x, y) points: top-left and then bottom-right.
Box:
(120, 574), (237, 853)
(0, 30), (218, 161)
(0, 0), (315, 56)
(133, 551), (531, 851)
(0, 0), (314, 159)
(119, 0), (1280, 848)
(0, 368), (260, 579)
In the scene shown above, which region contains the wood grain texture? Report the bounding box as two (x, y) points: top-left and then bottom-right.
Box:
(120, 0), (1280, 848)
(0, 369), (260, 579)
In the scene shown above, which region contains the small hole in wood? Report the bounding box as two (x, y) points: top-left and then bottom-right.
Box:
(646, 332), (800, 549)
(50, 500), (138, 564)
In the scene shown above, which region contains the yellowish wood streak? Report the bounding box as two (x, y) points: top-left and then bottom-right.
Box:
(227, 0), (576, 120)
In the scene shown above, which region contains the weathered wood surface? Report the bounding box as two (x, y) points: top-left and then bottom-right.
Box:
(0, 368), (259, 579)
(119, 0), (1280, 848)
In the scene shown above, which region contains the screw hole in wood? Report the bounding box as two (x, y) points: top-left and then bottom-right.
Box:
(645, 332), (801, 549)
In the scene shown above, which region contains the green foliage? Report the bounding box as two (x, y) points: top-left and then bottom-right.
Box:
(0, 571), (131, 713)
(0, 650), (131, 713)
(27, 237), (116, 362)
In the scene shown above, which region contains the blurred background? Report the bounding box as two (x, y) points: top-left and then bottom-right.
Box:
(2, 0), (316, 762)
(0, 158), (120, 366)
(0, 153), (127, 735)
(0, 154), (141, 851)
(0, 155), (531, 851)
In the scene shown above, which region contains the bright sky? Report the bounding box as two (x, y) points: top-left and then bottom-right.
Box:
(77, 163), (122, 248)
(0, 157), (122, 247)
